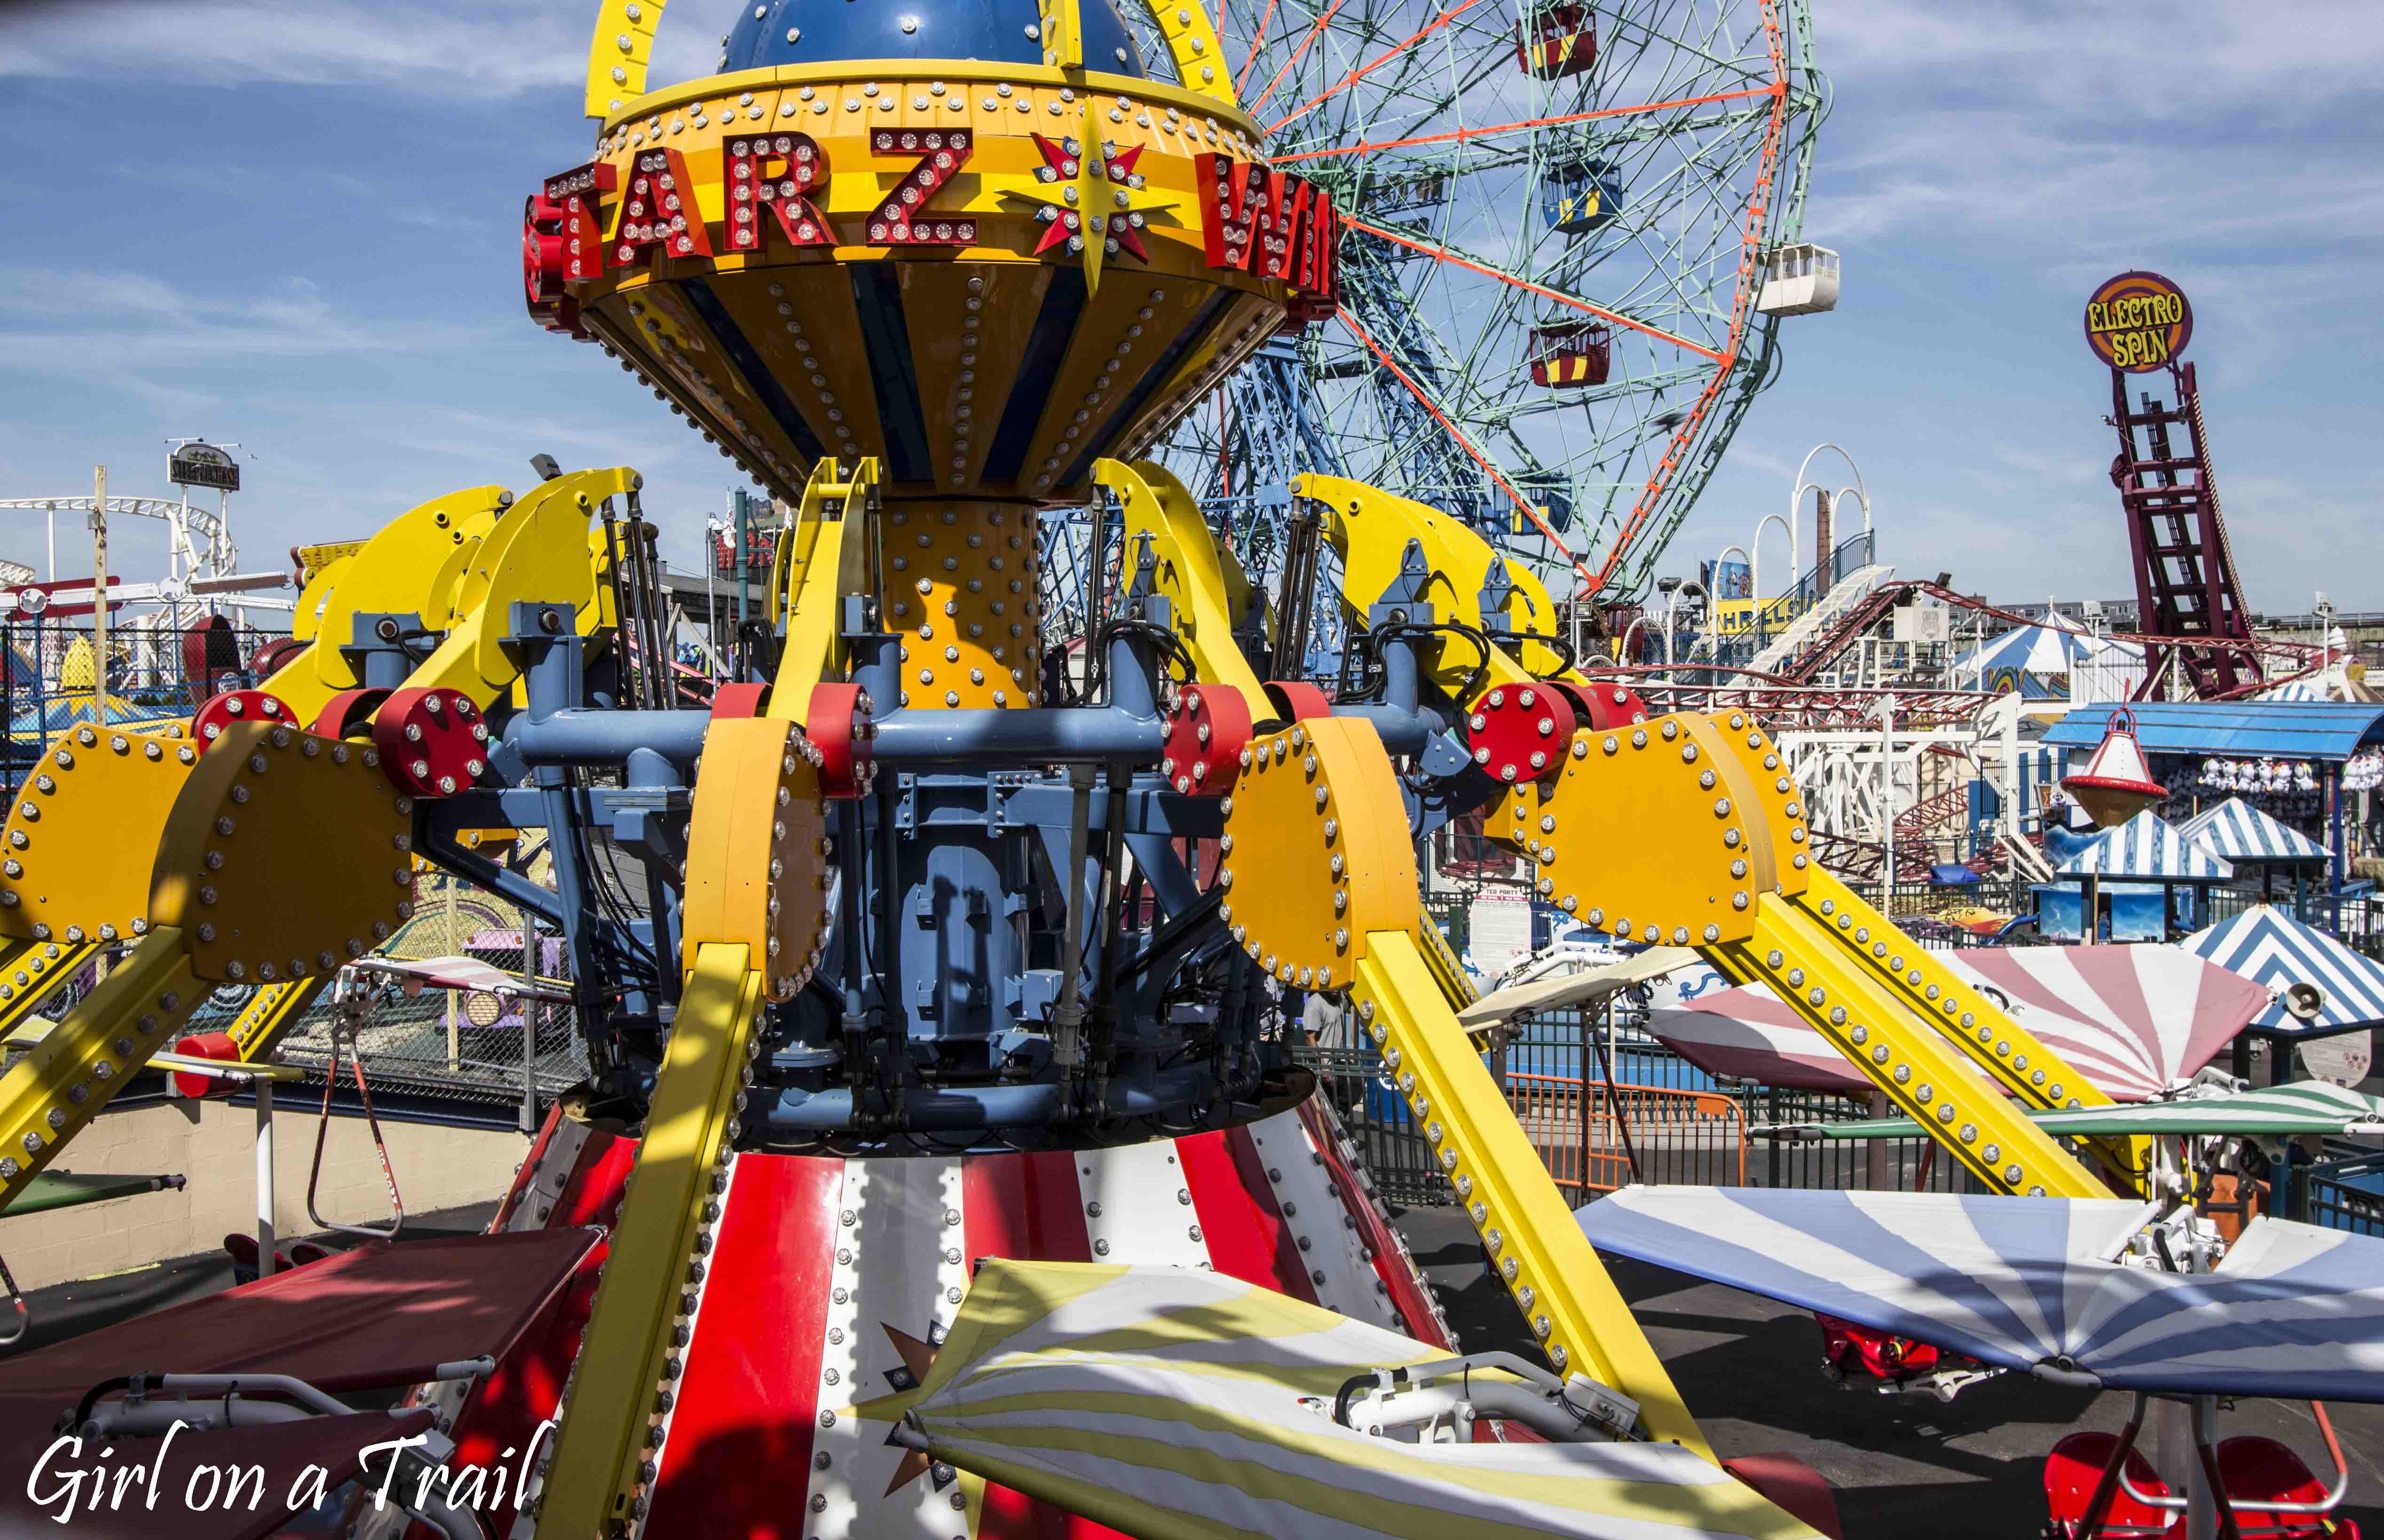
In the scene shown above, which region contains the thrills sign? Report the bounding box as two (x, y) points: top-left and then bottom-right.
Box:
(2083, 271), (2193, 373)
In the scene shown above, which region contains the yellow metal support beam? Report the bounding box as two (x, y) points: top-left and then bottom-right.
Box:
(0, 939), (102, 1040)
(1148, 0), (1239, 107)
(768, 459), (880, 723)
(1035, 0), (1084, 70)
(227, 977), (329, 1062)
(527, 942), (764, 1538)
(1707, 900), (2106, 1199)
(1099, 458), (1270, 702)
(533, 714), (831, 1531)
(282, 482), (513, 718)
(1349, 929), (1706, 1455)
(1218, 715), (1701, 1452)
(585, 0), (669, 120)
(402, 469), (632, 708)
(1302, 467), (2129, 1195)
(0, 931), (203, 1214)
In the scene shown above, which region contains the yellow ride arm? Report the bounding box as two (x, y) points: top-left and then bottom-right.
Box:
(1307, 474), (2130, 1196)
(530, 717), (835, 1529)
(768, 458), (881, 723)
(1098, 458), (1270, 701)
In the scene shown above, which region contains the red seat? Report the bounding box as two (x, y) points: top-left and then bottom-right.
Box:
(1817, 1311), (1939, 1380)
(2217, 1436), (2359, 1540)
(2044, 1430), (2174, 1538)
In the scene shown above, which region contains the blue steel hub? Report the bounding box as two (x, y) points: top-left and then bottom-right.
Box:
(722, 0), (1158, 79)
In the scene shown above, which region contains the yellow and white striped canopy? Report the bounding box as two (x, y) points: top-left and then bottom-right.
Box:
(904, 1260), (1820, 1540)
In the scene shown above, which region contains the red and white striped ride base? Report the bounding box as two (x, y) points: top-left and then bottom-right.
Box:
(427, 1094), (1450, 1538)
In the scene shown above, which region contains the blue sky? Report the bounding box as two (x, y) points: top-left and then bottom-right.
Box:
(1, 0), (2378, 613)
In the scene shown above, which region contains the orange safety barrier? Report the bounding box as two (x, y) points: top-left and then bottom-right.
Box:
(1504, 1073), (1746, 1201)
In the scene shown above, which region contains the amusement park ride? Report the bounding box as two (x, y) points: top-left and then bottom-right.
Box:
(0, 4), (2367, 1540)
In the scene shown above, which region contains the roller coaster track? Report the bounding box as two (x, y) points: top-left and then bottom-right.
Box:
(1722, 579), (2322, 697)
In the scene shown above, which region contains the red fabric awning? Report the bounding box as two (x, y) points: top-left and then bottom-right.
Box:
(0, 1228), (596, 1408)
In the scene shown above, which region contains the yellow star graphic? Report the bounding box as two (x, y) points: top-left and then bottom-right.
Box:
(996, 110), (1184, 296)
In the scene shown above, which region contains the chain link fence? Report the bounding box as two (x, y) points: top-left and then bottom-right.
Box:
(177, 865), (588, 1120)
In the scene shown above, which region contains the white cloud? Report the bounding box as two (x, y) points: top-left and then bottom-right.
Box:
(1821, 0), (2384, 117)
(0, 267), (482, 379)
(0, 0), (722, 99)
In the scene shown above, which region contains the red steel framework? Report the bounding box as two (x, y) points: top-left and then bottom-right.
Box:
(2108, 361), (2261, 698)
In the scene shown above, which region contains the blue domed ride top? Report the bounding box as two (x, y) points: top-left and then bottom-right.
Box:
(721, 0), (1161, 79)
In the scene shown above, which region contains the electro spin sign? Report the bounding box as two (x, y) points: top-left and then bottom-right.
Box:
(2083, 271), (2193, 372)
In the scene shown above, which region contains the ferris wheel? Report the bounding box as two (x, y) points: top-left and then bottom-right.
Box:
(1160, 0), (1827, 618)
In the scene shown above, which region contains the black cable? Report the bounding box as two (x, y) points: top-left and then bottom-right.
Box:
(567, 777), (663, 982)
(1079, 617), (1197, 707)
(1374, 618), (1493, 706)
(1488, 626), (1579, 680)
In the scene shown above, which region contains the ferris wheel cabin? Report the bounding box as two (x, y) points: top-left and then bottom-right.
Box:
(1757, 242), (1841, 315)
(1517, 2), (1598, 78)
(1530, 319), (1614, 387)
(1543, 158), (1625, 234)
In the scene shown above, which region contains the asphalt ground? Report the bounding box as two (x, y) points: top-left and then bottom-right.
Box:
(1394, 1203), (2384, 1539)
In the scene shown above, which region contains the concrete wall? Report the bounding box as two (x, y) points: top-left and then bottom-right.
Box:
(2, 1100), (529, 1291)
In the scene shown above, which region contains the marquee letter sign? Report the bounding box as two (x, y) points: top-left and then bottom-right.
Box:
(868, 127), (976, 246)
(726, 132), (833, 250)
(614, 148), (714, 269)
(1196, 154), (1338, 320)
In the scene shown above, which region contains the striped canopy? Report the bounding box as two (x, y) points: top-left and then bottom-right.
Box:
(1954, 624), (2141, 679)
(2054, 810), (2233, 881)
(1645, 945), (2268, 1099)
(2257, 665), (2379, 705)
(1576, 1186), (2384, 1402)
(2181, 903), (2384, 1034)
(891, 1259), (1820, 1540)
(1768, 1079), (2384, 1141)
(2177, 797), (2328, 864)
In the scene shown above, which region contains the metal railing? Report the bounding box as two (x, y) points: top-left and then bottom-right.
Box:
(1302, 998), (1975, 1208)
(2293, 1148), (2384, 1236)
(1295, 1046), (1448, 1208)
(1, 616), (289, 787)
(1507, 1073), (1745, 1202)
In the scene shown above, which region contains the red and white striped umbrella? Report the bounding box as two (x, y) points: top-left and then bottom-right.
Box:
(1647, 944), (2269, 1100)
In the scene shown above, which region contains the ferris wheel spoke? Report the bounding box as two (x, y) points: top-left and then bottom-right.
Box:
(1272, 81), (1783, 167)
(1234, 0), (1287, 95)
(1265, 0), (1495, 136)
(1345, 213), (1721, 361)
(1246, 0), (1354, 118)
(1336, 307), (1595, 589)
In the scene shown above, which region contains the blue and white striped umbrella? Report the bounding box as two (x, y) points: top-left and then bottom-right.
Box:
(2176, 797), (2328, 864)
(1577, 1186), (2384, 1401)
(2181, 903), (2384, 1032)
(2054, 809), (2233, 881)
